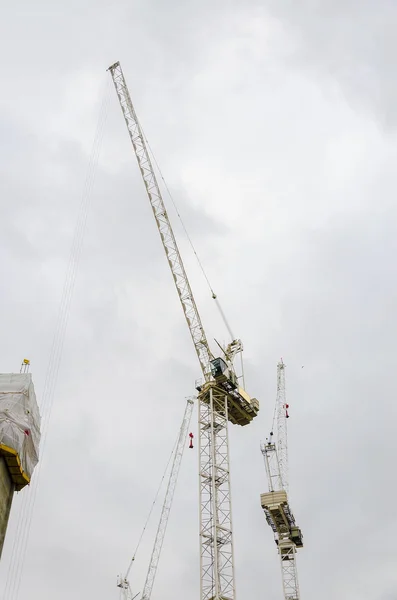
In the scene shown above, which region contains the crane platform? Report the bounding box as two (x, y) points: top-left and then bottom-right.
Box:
(198, 380), (259, 426)
(260, 490), (303, 548)
(197, 355), (259, 426)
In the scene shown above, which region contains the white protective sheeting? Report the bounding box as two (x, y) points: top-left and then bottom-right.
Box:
(0, 373), (41, 478)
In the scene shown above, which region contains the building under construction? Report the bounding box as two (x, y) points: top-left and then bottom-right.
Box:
(0, 365), (41, 557)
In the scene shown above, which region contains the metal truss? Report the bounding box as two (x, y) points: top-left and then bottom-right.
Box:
(199, 384), (235, 600)
(261, 361), (302, 600)
(141, 398), (194, 600)
(117, 398), (194, 600)
(108, 62), (243, 600)
(108, 61), (212, 379)
(278, 539), (300, 600)
(117, 577), (138, 600)
(276, 360), (288, 493)
(261, 441), (282, 493)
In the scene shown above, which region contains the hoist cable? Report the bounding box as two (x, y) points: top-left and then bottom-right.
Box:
(124, 427), (180, 579)
(270, 397), (278, 441)
(140, 126), (235, 341)
(2, 74), (111, 600)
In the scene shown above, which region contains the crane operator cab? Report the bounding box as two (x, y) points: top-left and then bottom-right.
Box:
(207, 357), (259, 426)
(210, 357), (238, 388)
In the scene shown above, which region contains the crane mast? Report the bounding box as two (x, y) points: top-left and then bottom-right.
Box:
(118, 398), (194, 600)
(108, 61), (259, 600)
(141, 398), (194, 600)
(276, 359), (288, 493)
(260, 360), (303, 600)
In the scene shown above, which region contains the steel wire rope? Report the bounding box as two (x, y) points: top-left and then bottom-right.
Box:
(270, 394), (278, 440)
(3, 75), (111, 600)
(139, 125), (235, 342)
(8, 81), (110, 597)
(124, 420), (183, 581)
(6, 89), (109, 598)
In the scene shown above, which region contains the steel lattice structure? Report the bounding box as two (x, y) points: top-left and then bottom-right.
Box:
(117, 578), (137, 600)
(142, 398), (194, 600)
(118, 398), (194, 600)
(109, 61), (259, 600)
(262, 438), (282, 493)
(199, 385), (235, 600)
(276, 360), (288, 494)
(278, 540), (300, 600)
(260, 361), (302, 600)
(108, 61), (212, 381)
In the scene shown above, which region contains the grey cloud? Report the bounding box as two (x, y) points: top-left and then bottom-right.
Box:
(262, 0), (397, 127)
(1, 1), (397, 599)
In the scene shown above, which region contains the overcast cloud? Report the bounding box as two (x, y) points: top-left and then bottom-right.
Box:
(1, 1), (397, 599)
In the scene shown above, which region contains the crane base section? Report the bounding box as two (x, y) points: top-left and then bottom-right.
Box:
(277, 538), (300, 600)
(198, 379), (259, 427)
(260, 491), (303, 548)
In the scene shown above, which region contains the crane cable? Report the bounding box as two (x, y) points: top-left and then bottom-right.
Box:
(2, 75), (111, 600)
(141, 127), (235, 342)
(270, 396), (278, 441)
(124, 424), (181, 580)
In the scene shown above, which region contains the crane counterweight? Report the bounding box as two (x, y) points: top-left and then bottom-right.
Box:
(199, 380), (258, 427)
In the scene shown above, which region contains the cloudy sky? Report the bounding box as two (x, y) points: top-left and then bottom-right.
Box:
(1, 1), (397, 599)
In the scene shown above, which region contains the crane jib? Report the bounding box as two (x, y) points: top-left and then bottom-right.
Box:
(108, 61), (212, 380)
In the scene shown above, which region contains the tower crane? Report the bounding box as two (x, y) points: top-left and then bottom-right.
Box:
(260, 360), (303, 600)
(108, 61), (260, 600)
(118, 398), (194, 600)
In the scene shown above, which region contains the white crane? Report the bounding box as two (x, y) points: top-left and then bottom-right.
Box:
(118, 398), (194, 600)
(108, 61), (259, 600)
(260, 360), (303, 600)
